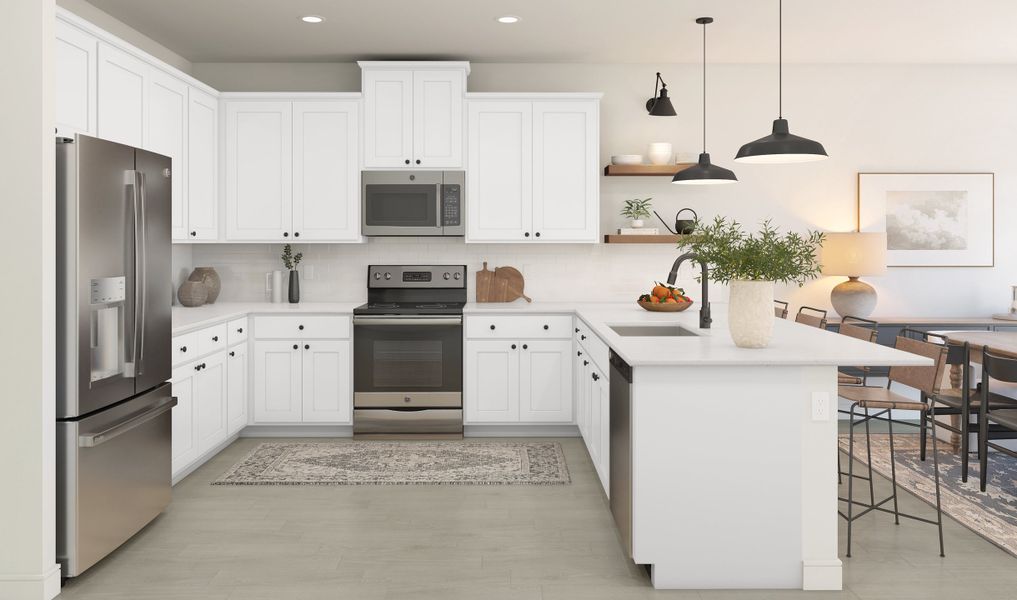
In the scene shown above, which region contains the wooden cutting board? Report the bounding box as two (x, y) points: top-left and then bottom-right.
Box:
(476, 263), (532, 303)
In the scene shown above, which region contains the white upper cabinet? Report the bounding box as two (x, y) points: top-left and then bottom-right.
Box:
(186, 87), (219, 240)
(466, 95), (601, 243)
(360, 62), (468, 169)
(145, 69), (188, 239)
(55, 20), (97, 138)
(532, 101), (599, 241)
(292, 101), (360, 241)
(96, 42), (147, 148)
(224, 101), (293, 241)
(466, 101), (532, 242)
(413, 70), (464, 168)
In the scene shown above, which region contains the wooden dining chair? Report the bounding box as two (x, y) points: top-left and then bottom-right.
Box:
(774, 300), (789, 319)
(838, 328), (949, 558)
(978, 347), (1017, 492)
(795, 306), (828, 329)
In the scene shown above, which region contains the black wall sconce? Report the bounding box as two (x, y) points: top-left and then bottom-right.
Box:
(646, 72), (676, 116)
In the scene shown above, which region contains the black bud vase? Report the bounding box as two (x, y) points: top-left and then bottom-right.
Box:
(288, 270), (300, 304)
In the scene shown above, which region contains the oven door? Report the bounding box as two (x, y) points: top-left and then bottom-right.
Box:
(353, 316), (463, 406)
(362, 171), (442, 236)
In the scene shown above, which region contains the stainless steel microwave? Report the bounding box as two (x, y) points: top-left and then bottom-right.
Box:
(362, 171), (465, 236)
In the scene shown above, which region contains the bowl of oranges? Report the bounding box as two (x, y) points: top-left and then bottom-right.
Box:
(638, 283), (693, 312)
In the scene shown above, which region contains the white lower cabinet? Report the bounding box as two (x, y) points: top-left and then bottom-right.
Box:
(519, 340), (573, 422)
(252, 336), (352, 424)
(170, 364), (198, 476)
(465, 340), (520, 423)
(226, 343), (248, 435)
(194, 352), (228, 455)
(575, 322), (610, 496)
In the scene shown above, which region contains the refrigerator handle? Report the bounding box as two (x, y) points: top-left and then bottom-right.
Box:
(135, 170), (147, 375)
(123, 170), (138, 378)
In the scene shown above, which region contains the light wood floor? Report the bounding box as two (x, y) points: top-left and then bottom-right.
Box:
(57, 436), (1017, 600)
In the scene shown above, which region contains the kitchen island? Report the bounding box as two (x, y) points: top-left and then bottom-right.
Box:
(466, 301), (929, 591)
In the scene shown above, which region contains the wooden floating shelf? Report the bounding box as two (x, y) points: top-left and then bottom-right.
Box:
(603, 234), (684, 244)
(603, 163), (694, 176)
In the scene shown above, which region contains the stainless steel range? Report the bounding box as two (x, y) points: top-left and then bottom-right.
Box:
(353, 265), (466, 435)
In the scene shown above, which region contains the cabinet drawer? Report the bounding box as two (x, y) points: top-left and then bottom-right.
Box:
(576, 318), (609, 372)
(172, 331), (199, 366)
(197, 323), (228, 356)
(227, 317), (248, 345)
(465, 315), (572, 339)
(253, 315), (351, 340)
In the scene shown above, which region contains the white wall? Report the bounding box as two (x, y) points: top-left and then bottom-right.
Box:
(187, 61), (1015, 316)
(0, 0), (60, 598)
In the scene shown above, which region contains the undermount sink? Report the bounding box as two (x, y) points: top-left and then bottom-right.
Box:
(609, 325), (699, 337)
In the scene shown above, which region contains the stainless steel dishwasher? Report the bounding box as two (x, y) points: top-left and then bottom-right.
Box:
(609, 350), (633, 557)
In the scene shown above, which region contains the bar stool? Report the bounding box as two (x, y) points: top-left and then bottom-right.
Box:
(795, 306), (828, 329)
(837, 316), (878, 386)
(979, 347), (1017, 492)
(774, 300), (789, 319)
(838, 328), (949, 557)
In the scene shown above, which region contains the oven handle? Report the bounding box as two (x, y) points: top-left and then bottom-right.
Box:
(353, 316), (462, 326)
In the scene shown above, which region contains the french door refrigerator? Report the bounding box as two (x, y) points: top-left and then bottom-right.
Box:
(56, 134), (176, 577)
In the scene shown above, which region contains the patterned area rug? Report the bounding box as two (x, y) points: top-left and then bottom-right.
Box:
(212, 441), (571, 486)
(839, 433), (1017, 557)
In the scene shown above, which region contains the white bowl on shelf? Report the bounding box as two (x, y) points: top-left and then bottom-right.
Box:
(611, 155), (644, 165)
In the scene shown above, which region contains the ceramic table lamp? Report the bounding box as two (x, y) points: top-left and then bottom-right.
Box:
(822, 232), (887, 318)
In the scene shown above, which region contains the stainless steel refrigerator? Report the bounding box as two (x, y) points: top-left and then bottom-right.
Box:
(56, 134), (176, 578)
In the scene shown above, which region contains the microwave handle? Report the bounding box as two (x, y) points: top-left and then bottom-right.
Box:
(436, 183), (443, 229)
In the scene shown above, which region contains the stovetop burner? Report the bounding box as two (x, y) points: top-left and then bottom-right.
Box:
(353, 301), (465, 316)
(355, 265), (467, 316)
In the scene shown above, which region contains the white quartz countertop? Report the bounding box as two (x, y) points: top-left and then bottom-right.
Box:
(467, 300), (931, 368)
(172, 302), (360, 335)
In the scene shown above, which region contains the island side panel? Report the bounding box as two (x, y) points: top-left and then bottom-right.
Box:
(629, 364), (841, 590)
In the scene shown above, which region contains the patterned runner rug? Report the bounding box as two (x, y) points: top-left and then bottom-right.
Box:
(839, 433), (1017, 557)
(213, 440), (571, 486)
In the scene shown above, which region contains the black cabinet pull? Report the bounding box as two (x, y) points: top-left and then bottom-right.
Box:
(543, 324), (549, 330)
(293, 344), (298, 350)
(522, 344), (528, 350)
(592, 372), (599, 381)
(283, 231), (289, 237)
(180, 346), (187, 352)
(194, 364), (201, 371)
(584, 360), (589, 366)
(229, 351), (235, 357)
(577, 351), (582, 357)
(237, 327), (243, 333)
(298, 325), (305, 330)
(575, 328), (579, 333)
(212, 336), (218, 342)
(581, 335), (586, 340)
(415, 159), (421, 165)
(190, 231), (196, 237)
(511, 344), (517, 350)
(490, 324), (496, 330)
(404, 159), (410, 165)
(304, 344), (310, 350)
(535, 232), (541, 238)
(294, 232), (300, 238)
(524, 232), (530, 238)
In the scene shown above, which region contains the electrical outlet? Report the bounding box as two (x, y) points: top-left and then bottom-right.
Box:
(811, 392), (830, 421)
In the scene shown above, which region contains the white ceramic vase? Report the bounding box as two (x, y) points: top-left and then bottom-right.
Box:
(727, 279), (775, 349)
(630, 219), (644, 228)
(648, 142), (673, 165)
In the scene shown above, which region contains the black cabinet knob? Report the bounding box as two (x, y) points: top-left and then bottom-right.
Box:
(194, 364), (201, 371)
(293, 344), (298, 350)
(229, 351), (235, 357)
(298, 325), (304, 330)
(304, 344), (310, 350)
(415, 159), (421, 165)
(581, 335), (586, 340)
(543, 324), (549, 330)
(404, 159), (410, 165)
(180, 346), (187, 352)
(283, 232), (289, 237)
(522, 344), (528, 350)
(294, 232), (300, 238)
(592, 372), (599, 381)
(577, 351), (582, 357)
(490, 324), (496, 330)
(511, 344), (517, 350)
(524, 232), (530, 238)
(212, 336), (218, 342)
(237, 328), (243, 333)
(190, 231), (196, 237)
(575, 328), (579, 333)
(584, 360), (589, 366)
(535, 232), (541, 238)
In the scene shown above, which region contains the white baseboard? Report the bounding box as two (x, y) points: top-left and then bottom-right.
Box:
(0, 564), (61, 600)
(238, 425), (354, 438)
(465, 424), (580, 437)
(172, 433), (241, 485)
(802, 559), (843, 590)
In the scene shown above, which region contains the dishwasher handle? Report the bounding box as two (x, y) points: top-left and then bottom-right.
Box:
(78, 397), (177, 448)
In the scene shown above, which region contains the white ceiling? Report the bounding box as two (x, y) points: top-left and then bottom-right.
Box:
(84, 0), (1017, 64)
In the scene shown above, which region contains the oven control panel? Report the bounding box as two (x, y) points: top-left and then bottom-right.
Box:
(368, 265), (467, 289)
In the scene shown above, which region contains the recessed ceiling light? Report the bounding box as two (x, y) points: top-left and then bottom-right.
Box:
(300, 15), (325, 24)
(496, 15), (520, 24)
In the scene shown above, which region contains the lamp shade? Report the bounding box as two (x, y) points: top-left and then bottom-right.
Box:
(821, 232), (887, 277)
(646, 88), (677, 116)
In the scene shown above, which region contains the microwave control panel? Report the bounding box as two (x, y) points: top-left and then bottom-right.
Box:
(441, 184), (461, 227)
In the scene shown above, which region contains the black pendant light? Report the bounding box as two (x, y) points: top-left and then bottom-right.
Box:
(646, 72), (677, 116)
(735, 0), (827, 163)
(673, 17), (737, 185)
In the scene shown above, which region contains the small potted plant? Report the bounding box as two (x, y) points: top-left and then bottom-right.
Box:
(281, 244), (303, 304)
(677, 217), (824, 348)
(621, 198), (653, 229)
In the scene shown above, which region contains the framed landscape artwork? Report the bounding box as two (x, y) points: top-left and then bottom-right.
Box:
(857, 172), (995, 267)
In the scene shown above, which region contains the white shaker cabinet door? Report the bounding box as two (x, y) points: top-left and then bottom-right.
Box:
(170, 365), (197, 477)
(55, 20), (97, 138)
(412, 70), (463, 168)
(531, 101), (599, 242)
(224, 101), (293, 241)
(363, 69), (413, 168)
(96, 42), (146, 147)
(145, 70), (188, 241)
(464, 340), (520, 423)
(292, 101), (360, 242)
(519, 340), (573, 423)
(590, 365), (610, 495)
(301, 340), (352, 423)
(466, 101), (532, 242)
(186, 87), (219, 241)
(226, 343), (248, 435)
(253, 341), (302, 423)
(194, 352), (228, 455)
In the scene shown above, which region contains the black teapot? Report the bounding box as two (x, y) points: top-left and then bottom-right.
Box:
(654, 207), (698, 235)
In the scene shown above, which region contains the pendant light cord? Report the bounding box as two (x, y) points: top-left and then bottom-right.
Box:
(778, 0), (783, 118)
(702, 19), (707, 153)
